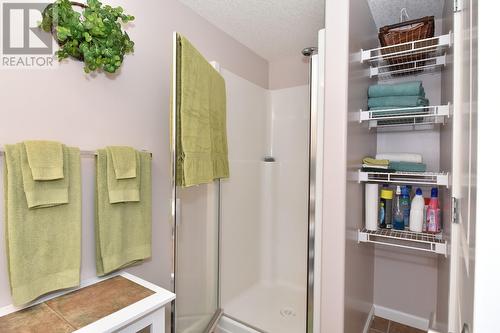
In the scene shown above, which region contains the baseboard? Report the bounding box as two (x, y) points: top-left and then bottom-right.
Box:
(363, 305), (376, 333)
(374, 305), (429, 331)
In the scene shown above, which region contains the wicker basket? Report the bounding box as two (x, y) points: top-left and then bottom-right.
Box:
(378, 16), (436, 73)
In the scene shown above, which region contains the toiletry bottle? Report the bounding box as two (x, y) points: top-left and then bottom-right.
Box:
(379, 186), (393, 229)
(401, 186), (411, 229)
(409, 188), (425, 232)
(392, 186), (405, 230)
(423, 197), (430, 232)
(426, 188), (440, 233)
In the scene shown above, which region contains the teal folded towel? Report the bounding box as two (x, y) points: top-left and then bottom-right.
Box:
(20, 144), (69, 209)
(368, 96), (429, 109)
(23, 141), (64, 180)
(368, 81), (425, 98)
(4, 144), (81, 306)
(106, 147), (140, 203)
(389, 161), (427, 172)
(95, 150), (152, 276)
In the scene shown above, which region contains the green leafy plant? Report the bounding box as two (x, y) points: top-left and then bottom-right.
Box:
(40, 0), (135, 73)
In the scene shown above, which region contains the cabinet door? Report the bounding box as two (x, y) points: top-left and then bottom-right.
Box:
(450, 0), (478, 332)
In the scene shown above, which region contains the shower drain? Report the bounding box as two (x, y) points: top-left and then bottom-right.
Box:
(280, 307), (297, 318)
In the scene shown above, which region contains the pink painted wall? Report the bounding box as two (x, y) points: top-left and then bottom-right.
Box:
(268, 55), (309, 90)
(0, 0), (268, 321)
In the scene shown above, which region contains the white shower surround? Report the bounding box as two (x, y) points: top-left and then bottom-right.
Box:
(220, 68), (309, 333)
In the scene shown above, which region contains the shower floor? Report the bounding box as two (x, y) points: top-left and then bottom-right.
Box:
(222, 282), (306, 333)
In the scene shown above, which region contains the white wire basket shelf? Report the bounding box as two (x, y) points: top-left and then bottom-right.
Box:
(360, 32), (452, 78)
(358, 228), (447, 256)
(358, 170), (449, 187)
(359, 103), (451, 130)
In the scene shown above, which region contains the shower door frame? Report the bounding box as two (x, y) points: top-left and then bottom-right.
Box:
(171, 29), (326, 333)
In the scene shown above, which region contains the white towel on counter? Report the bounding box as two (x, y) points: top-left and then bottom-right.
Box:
(375, 153), (422, 163)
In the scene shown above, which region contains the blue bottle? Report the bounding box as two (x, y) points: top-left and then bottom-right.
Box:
(393, 186), (405, 230)
(401, 186), (411, 229)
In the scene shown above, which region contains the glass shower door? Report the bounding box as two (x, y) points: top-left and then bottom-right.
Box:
(174, 184), (220, 333)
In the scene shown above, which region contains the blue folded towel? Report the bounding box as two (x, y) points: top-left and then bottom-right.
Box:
(368, 96), (429, 109)
(368, 81), (425, 98)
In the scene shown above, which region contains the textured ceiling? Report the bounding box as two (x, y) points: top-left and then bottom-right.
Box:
(178, 0), (325, 61)
(367, 0), (445, 27)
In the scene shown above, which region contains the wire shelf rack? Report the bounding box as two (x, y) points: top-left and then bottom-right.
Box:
(358, 170), (449, 187)
(358, 228), (447, 256)
(360, 32), (452, 78)
(359, 103), (451, 130)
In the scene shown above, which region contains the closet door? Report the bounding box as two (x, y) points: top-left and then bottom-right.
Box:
(450, 0), (478, 332)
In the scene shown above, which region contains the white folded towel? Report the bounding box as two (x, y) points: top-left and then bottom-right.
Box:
(375, 153), (423, 163)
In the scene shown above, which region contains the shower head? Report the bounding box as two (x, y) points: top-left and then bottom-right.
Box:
(301, 47), (317, 57)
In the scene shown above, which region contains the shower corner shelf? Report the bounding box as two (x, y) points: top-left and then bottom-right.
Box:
(358, 228), (447, 256)
(358, 170), (450, 187)
(359, 103), (450, 130)
(360, 32), (452, 78)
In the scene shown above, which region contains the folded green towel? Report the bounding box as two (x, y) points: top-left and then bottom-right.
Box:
(106, 147), (140, 203)
(23, 141), (64, 180)
(389, 161), (427, 172)
(95, 150), (152, 276)
(368, 96), (429, 109)
(107, 146), (137, 179)
(20, 144), (69, 209)
(4, 144), (81, 306)
(174, 33), (229, 187)
(368, 81), (425, 98)
(362, 157), (389, 166)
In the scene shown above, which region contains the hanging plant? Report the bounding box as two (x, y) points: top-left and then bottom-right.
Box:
(40, 0), (135, 74)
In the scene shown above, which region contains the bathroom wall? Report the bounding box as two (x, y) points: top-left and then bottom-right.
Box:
(268, 55), (310, 90)
(0, 0), (268, 319)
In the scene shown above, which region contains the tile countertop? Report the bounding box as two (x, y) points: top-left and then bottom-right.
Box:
(0, 273), (176, 333)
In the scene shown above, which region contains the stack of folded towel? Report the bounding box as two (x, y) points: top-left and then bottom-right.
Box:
(367, 81), (429, 115)
(362, 153), (427, 173)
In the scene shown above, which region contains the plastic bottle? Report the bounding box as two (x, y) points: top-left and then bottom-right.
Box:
(392, 186), (405, 230)
(426, 188), (441, 233)
(423, 198), (430, 232)
(409, 188), (425, 232)
(378, 186), (393, 229)
(401, 186), (411, 229)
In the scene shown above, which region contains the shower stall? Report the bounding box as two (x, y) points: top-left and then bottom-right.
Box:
(172, 30), (325, 333)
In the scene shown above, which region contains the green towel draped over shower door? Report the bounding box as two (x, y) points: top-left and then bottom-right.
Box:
(174, 33), (229, 187)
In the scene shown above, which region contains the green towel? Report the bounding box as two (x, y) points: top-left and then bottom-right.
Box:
(368, 81), (425, 98)
(106, 147), (140, 203)
(4, 144), (81, 306)
(174, 33), (229, 187)
(95, 150), (152, 276)
(362, 157), (389, 166)
(389, 161), (427, 172)
(20, 144), (69, 209)
(23, 141), (64, 180)
(368, 96), (429, 109)
(107, 146), (137, 179)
